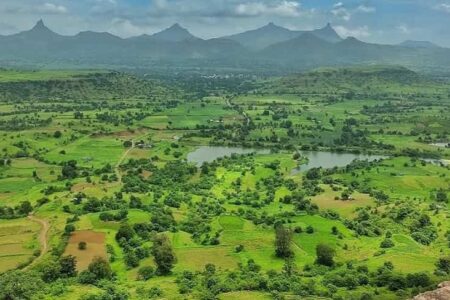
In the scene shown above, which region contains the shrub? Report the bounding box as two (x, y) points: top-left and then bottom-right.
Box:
(137, 266), (155, 281)
(78, 241), (87, 250)
(316, 244), (335, 266)
(235, 244), (244, 252)
(380, 238), (394, 248)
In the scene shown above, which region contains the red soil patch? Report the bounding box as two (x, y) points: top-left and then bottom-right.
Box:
(141, 170), (152, 179)
(64, 230), (107, 271)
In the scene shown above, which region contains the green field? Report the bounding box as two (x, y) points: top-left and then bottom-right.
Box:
(0, 67), (449, 300)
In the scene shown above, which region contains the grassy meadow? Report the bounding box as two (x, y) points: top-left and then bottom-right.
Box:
(0, 67), (448, 300)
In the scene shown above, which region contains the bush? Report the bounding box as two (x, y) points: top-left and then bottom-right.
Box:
(115, 223), (135, 242)
(235, 244), (244, 252)
(59, 255), (77, 277)
(406, 272), (431, 287)
(78, 241), (87, 250)
(435, 256), (450, 274)
(316, 244), (335, 266)
(79, 256), (113, 284)
(380, 238), (394, 248)
(294, 226), (303, 233)
(0, 270), (44, 300)
(53, 130), (62, 138)
(136, 286), (163, 299)
(137, 266), (155, 281)
(387, 274), (406, 291)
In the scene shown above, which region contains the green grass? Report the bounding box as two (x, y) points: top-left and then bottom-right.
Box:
(0, 69), (101, 82)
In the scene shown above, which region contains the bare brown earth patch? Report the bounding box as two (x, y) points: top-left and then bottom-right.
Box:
(64, 230), (107, 271)
(412, 281), (450, 300)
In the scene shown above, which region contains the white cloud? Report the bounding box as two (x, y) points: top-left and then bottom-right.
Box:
(235, 3), (266, 16)
(235, 1), (302, 17)
(38, 3), (68, 14)
(331, 3), (375, 21)
(331, 2), (351, 21)
(153, 0), (168, 10)
(356, 5), (376, 13)
(434, 3), (450, 13)
(397, 24), (410, 34)
(92, 0), (117, 4)
(335, 25), (370, 38)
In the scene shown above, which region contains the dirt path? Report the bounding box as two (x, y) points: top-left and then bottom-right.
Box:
(115, 140), (135, 182)
(24, 214), (50, 270)
(225, 97), (250, 126)
(115, 133), (148, 182)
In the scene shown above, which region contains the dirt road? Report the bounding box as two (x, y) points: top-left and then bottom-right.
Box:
(24, 214), (50, 270)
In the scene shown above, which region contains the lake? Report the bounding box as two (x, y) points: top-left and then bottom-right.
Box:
(186, 146), (270, 166)
(291, 151), (386, 173)
(187, 146), (385, 172)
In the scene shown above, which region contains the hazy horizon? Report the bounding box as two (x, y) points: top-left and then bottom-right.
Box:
(0, 0), (450, 47)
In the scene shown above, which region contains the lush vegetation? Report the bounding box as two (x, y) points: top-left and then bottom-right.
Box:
(0, 66), (448, 300)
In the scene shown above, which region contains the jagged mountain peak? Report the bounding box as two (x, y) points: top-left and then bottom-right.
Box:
(14, 19), (60, 39)
(312, 23), (342, 43)
(34, 19), (46, 29)
(30, 19), (54, 33)
(169, 23), (183, 29)
(263, 22), (282, 29)
(150, 23), (198, 42)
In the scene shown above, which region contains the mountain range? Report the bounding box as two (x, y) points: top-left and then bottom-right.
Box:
(0, 20), (449, 73)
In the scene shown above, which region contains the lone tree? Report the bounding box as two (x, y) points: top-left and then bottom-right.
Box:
(151, 234), (176, 275)
(53, 130), (62, 138)
(78, 241), (87, 250)
(316, 243), (335, 266)
(275, 224), (293, 258)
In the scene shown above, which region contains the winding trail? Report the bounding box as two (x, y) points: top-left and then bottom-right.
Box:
(114, 133), (148, 182)
(115, 140), (135, 182)
(225, 97), (251, 126)
(24, 214), (50, 270)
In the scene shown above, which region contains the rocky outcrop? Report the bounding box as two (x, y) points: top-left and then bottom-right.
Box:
(412, 281), (450, 300)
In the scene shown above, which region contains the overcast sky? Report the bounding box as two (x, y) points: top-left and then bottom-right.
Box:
(0, 0), (449, 46)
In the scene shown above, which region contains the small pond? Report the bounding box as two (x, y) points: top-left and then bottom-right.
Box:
(186, 146), (270, 166)
(430, 142), (449, 148)
(291, 151), (386, 173)
(187, 146), (385, 172)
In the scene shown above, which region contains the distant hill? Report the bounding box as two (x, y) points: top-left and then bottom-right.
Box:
(0, 70), (178, 101)
(149, 23), (199, 42)
(0, 21), (247, 63)
(264, 65), (425, 95)
(0, 20), (450, 73)
(259, 32), (334, 66)
(224, 22), (342, 50)
(398, 40), (440, 49)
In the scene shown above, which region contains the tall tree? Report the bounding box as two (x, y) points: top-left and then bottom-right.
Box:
(275, 224), (293, 258)
(151, 234), (176, 275)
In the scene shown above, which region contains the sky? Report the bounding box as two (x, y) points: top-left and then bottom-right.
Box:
(0, 0), (449, 46)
